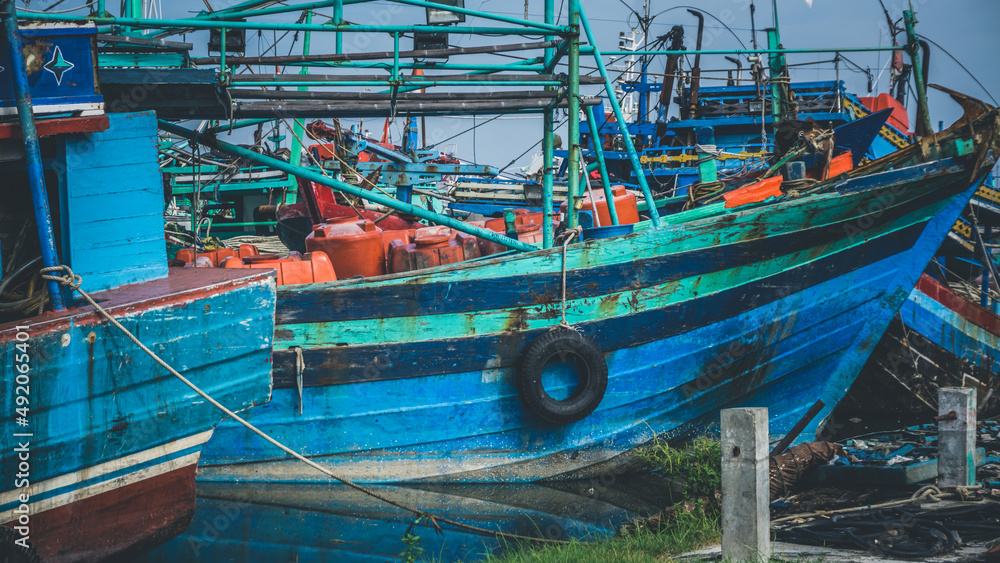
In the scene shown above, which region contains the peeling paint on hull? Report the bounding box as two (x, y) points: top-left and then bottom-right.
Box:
(200, 158), (980, 484)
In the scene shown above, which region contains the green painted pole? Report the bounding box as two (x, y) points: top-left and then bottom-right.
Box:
(334, 0), (343, 53)
(696, 126), (718, 184)
(766, 27), (787, 123)
(392, 31), (400, 82)
(565, 0), (580, 229)
(287, 11), (314, 201)
(585, 104), (618, 225)
(279, 61), (546, 72)
(159, 121), (537, 252)
(206, 118), (272, 134)
(578, 8), (660, 226)
(603, 46), (905, 56)
(392, 0), (563, 32)
(13, 12), (563, 36)
(542, 0), (555, 247)
(234, 80), (564, 87)
(904, 10), (932, 137)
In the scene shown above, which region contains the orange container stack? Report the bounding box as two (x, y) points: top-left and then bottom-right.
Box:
(176, 244), (260, 267)
(478, 210), (547, 256)
(388, 226), (481, 273)
(305, 217), (387, 278)
(224, 252), (337, 286)
(560, 185), (640, 227)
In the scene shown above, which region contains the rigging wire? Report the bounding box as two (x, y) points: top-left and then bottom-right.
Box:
(917, 33), (998, 106)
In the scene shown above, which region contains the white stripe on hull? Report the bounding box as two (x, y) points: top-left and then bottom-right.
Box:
(0, 430), (213, 522)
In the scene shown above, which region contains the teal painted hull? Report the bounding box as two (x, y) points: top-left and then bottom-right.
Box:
(199, 152), (988, 483)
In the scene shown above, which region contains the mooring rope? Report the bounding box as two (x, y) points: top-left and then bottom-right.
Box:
(554, 226), (583, 330)
(38, 265), (567, 544)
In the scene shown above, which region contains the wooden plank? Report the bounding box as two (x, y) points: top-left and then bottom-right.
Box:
(0, 115), (109, 139)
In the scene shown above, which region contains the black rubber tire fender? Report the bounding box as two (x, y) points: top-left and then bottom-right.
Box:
(517, 328), (608, 424)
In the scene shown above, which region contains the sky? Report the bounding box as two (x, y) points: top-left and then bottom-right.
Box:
(31, 0), (1000, 173)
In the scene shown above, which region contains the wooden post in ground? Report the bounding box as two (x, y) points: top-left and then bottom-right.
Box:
(937, 387), (977, 487)
(721, 407), (771, 562)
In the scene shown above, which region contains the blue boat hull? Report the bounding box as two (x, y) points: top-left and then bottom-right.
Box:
(0, 269), (275, 562)
(199, 156), (983, 484)
(837, 273), (1000, 417)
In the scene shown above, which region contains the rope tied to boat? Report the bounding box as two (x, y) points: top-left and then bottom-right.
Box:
(554, 226), (584, 331)
(39, 265), (81, 291)
(37, 264), (568, 545)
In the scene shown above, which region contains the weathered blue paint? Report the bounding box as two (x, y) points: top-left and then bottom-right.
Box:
(0, 7), (66, 309)
(0, 109), (276, 561)
(199, 151), (984, 483)
(61, 111), (168, 292)
(0, 23), (103, 115)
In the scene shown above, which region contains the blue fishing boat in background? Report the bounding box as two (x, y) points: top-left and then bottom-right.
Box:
(0, 18), (275, 562)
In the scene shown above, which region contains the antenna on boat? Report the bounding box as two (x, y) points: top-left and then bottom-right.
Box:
(749, 1), (758, 51)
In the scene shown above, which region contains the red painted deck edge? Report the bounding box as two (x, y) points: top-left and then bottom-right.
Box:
(916, 273), (1000, 336)
(0, 115), (110, 140)
(2, 464), (196, 563)
(0, 268), (274, 337)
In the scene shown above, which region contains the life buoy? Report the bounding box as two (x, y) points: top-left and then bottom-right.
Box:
(517, 328), (608, 424)
(0, 525), (40, 563)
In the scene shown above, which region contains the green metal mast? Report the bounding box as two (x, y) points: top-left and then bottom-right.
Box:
(565, 0), (581, 229)
(286, 10), (313, 205)
(904, 9), (932, 137)
(542, 0), (555, 247)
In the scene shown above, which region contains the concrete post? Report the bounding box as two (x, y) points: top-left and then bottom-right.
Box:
(937, 387), (977, 487)
(721, 407), (771, 562)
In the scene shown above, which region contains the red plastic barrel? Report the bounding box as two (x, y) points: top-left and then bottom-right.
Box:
(176, 244), (259, 267)
(305, 217), (386, 278)
(387, 226), (481, 273)
(224, 251), (337, 286)
(560, 185), (640, 227)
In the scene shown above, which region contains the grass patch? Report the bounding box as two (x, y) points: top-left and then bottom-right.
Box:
(638, 436), (722, 501)
(483, 438), (726, 563)
(482, 501), (720, 563)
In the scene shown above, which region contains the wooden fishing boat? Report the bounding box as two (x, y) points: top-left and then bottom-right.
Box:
(837, 274), (1000, 417)
(0, 21), (276, 562)
(837, 177), (1000, 418)
(191, 92), (1000, 483)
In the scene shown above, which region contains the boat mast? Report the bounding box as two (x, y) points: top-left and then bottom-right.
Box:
(766, 0), (789, 123)
(542, 0), (555, 247)
(903, 9), (932, 137)
(565, 0), (580, 228)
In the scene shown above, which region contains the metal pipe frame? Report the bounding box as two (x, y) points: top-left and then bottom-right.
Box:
(541, 0), (555, 248)
(14, 12), (566, 36)
(565, 0), (580, 229)
(584, 104), (618, 226)
(605, 46), (905, 57)
(190, 40), (559, 65)
(195, 0), (564, 34)
(578, 7), (660, 227)
(159, 120), (536, 252)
